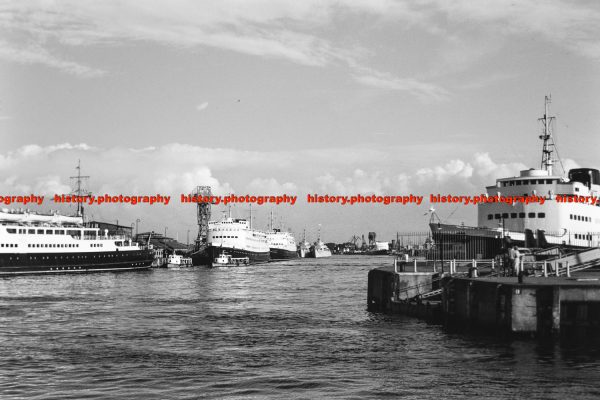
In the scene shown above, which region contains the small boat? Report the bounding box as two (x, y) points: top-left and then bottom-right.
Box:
(167, 254), (193, 268)
(211, 251), (250, 267)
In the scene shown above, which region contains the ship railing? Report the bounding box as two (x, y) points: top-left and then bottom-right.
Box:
(394, 258), (497, 276)
(80, 234), (130, 240)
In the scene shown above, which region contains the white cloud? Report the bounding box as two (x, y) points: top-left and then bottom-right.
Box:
(196, 102), (209, 111)
(353, 70), (449, 102)
(0, 1), (445, 99)
(248, 178), (297, 195)
(0, 40), (105, 78)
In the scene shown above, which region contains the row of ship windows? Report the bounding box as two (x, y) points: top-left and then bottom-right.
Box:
(213, 235), (239, 239)
(488, 213), (546, 220)
(28, 243), (80, 248)
(500, 179), (556, 187)
(7, 228), (97, 236)
(7, 253), (137, 261)
(569, 214), (591, 222)
(574, 234), (593, 240)
(1, 243), (17, 247)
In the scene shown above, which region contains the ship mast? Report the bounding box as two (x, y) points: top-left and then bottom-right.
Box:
(539, 95), (557, 175)
(70, 159), (90, 219)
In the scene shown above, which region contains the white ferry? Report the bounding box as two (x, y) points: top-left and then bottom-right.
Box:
(267, 228), (298, 260)
(0, 210), (153, 275)
(207, 215), (270, 263)
(432, 96), (600, 258)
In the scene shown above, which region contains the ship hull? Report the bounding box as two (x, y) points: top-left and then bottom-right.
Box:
(0, 250), (153, 275)
(308, 249), (332, 258)
(190, 245), (210, 266)
(298, 247), (310, 258)
(208, 246), (270, 264)
(270, 248), (298, 260)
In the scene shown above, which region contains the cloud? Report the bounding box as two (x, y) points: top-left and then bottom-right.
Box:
(196, 102), (209, 112)
(248, 178), (297, 195)
(0, 40), (105, 78)
(353, 69), (449, 102)
(0, 1), (445, 99)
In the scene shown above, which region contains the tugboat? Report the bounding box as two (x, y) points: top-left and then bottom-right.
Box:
(211, 251), (250, 267)
(166, 253), (193, 269)
(431, 96), (600, 259)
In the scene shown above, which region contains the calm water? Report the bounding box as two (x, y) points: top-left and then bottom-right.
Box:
(1, 255), (600, 399)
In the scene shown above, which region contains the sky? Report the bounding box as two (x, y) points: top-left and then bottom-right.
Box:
(1, 0), (600, 243)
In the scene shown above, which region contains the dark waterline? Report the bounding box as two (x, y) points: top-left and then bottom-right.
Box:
(1, 256), (600, 399)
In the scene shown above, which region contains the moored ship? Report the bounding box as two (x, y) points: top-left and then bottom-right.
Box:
(207, 215), (270, 263)
(309, 238), (332, 258)
(297, 229), (311, 258)
(431, 96), (600, 259)
(0, 209), (153, 275)
(267, 228), (298, 260)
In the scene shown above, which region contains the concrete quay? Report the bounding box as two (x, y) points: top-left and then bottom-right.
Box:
(367, 260), (600, 339)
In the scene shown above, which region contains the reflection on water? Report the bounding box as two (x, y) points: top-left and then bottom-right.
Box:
(1, 256), (600, 399)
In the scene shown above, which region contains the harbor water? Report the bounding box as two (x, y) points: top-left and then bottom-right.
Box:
(2, 256), (600, 399)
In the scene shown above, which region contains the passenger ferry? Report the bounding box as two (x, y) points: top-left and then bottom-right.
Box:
(267, 228), (298, 260)
(431, 96), (600, 258)
(207, 214), (270, 263)
(0, 210), (153, 275)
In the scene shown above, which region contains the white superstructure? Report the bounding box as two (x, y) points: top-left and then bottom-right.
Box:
(477, 168), (600, 247)
(266, 229), (297, 252)
(475, 96), (600, 247)
(0, 210), (142, 254)
(208, 216), (269, 254)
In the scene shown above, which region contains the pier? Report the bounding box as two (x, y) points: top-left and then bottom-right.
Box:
(368, 249), (600, 339)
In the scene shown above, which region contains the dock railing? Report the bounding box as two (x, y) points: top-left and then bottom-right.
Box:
(394, 258), (498, 276)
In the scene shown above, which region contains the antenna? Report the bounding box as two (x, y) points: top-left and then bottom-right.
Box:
(70, 159), (90, 219)
(538, 95), (564, 175)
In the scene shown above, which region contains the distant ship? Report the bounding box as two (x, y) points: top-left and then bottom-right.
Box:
(0, 210), (153, 275)
(308, 227), (332, 258)
(207, 214), (270, 263)
(431, 96), (600, 259)
(298, 229), (311, 258)
(266, 212), (297, 260)
(365, 241), (390, 256)
(309, 239), (332, 258)
(267, 229), (298, 260)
